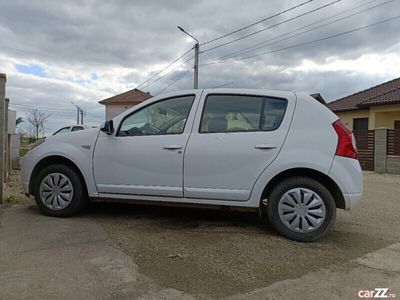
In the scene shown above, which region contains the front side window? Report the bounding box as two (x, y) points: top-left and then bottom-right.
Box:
(200, 94), (287, 133)
(53, 126), (71, 135)
(118, 95), (195, 136)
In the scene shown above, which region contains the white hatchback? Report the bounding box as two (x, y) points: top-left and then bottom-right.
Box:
(21, 89), (363, 241)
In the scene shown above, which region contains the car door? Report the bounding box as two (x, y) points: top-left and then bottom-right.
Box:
(93, 94), (197, 197)
(184, 91), (295, 201)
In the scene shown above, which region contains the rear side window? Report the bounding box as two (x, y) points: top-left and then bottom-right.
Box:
(200, 94), (287, 133)
(72, 126), (84, 132)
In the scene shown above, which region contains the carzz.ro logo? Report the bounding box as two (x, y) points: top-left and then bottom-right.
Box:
(358, 288), (396, 298)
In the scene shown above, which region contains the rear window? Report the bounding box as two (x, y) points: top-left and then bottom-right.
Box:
(200, 94), (287, 133)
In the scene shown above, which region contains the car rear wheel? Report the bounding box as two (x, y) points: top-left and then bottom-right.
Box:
(34, 164), (87, 217)
(266, 176), (336, 242)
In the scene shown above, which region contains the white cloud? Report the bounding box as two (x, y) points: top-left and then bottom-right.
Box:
(288, 51), (400, 77)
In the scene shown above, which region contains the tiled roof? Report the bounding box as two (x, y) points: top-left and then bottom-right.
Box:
(326, 77), (400, 112)
(99, 88), (152, 105)
(357, 87), (400, 107)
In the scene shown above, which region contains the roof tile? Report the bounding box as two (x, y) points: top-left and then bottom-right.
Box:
(99, 88), (152, 105)
(326, 77), (400, 112)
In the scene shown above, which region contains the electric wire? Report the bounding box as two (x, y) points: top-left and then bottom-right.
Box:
(156, 70), (190, 94)
(215, 0), (390, 62)
(202, 15), (400, 66)
(201, 0), (342, 53)
(135, 47), (193, 89)
(201, 0), (314, 46)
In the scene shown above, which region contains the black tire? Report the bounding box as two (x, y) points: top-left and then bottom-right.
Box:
(266, 176), (336, 242)
(34, 164), (88, 217)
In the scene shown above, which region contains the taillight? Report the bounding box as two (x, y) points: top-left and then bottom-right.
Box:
(332, 120), (358, 159)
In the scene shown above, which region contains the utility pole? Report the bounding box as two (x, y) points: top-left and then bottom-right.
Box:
(0, 73), (6, 203)
(71, 102), (84, 125)
(178, 26), (199, 89)
(80, 109), (84, 125)
(194, 43), (199, 89)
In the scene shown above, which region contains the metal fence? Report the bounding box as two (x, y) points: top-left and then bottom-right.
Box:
(387, 129), (400, 156)
(353, 130), (375, 171)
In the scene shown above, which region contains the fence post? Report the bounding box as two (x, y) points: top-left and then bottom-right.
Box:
(374, 128), (388, 173)
(0, 73), (6, 203)
(4, 98), (8, 181)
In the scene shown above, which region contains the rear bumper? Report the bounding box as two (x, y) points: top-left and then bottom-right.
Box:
(328, 156), (363, 210)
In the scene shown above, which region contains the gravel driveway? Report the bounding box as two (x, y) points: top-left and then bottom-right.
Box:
(1, 171), (400, 299)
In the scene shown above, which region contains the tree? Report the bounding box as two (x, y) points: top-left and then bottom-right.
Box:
(26, 109), (50, 140)
(16, 117), (24, 126)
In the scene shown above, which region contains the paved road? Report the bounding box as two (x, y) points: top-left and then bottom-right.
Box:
(1, 172), (399, 299)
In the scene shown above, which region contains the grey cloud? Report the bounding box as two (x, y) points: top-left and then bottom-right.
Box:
(1, 0), (399, 132)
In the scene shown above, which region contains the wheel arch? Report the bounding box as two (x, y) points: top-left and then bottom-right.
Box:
(261, 168), (345, 210)
(29, 155), (88, 196)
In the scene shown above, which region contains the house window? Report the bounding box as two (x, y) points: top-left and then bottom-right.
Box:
(353, 118), (368, 131)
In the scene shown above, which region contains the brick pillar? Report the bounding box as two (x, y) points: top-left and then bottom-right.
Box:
(0, 73), (6, 203)
(374, 128), (388, 173)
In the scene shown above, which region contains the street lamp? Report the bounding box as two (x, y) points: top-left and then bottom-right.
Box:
(178, 26), (199, 89)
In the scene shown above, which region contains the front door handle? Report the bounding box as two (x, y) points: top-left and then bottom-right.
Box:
(163, 145), (183, 150)
(254, 144), (277, 150)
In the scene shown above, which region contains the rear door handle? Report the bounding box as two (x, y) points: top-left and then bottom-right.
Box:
(163, 145), (183, 150)
(254, 144), (277, 150)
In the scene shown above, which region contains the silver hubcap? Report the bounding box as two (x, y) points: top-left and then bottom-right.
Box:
(278, 188), (326, 233)
(39, 173), (74, 211)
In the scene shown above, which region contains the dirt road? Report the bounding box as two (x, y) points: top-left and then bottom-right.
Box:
(1, 172), (399, 299)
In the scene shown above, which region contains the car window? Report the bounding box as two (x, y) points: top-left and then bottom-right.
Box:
(53, 126), (71, 135)
(200, 94), (287, 133)
(71, 126), (84, 132)
(262, 98), (288, 131)
(118, 95), (195, 136)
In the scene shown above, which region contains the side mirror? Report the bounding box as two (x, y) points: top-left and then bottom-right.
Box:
(100, 120), (114, 135)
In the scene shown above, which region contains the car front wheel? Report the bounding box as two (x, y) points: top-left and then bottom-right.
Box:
(266, 176), (336, 242)
(34, 164), (87, 217)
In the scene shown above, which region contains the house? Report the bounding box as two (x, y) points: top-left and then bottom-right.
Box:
(99, 88), (152, 120)
(327, 77), (400, 173)
(326, 77), (400, 130)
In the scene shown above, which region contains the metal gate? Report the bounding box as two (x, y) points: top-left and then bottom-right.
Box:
(353, 130), (375, 171)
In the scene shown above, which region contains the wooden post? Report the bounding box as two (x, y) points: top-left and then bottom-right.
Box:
(0, 73), (6, 203)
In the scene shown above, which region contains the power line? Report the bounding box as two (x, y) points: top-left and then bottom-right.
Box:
(10, 107), (76, 115)
(201, 0), (342, 53)
(145, 55), (194, 88)
(10, 103), (75, 113)
(211, 0), (393, 63)
(202, 15), (400, 66)
(201, 0), (314, 46)
(156, 70), (190, 94)
(212, 82), (235, 88)
(135, 47), (193, 89)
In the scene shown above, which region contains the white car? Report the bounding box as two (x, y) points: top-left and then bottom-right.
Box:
(21, 89), (363, 241)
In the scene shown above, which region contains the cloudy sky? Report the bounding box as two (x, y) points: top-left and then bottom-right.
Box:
(0, 0), (399, 134)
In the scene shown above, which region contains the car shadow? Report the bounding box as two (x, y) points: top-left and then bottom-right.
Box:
(86, 201), (273, 232)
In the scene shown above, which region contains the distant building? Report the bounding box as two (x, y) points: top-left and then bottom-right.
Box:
(326, 77), (400, 130)
(99, 88), (152, 120)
